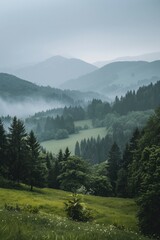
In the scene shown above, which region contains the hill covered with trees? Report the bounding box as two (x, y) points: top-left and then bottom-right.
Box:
(61, 60), (160, 98)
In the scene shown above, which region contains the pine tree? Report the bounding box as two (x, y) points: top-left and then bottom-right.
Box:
(63, 147), (70, 161)
(48, 149), (63, 189)
(0, 119), (8, 177)
(27, 130), (44, 191)
(108, 142), (121, 195)
(8, 117), (27, 183)
(75, 141), (80, 156)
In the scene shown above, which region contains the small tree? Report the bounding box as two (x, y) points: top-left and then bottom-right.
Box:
(64, 194), (92, 222)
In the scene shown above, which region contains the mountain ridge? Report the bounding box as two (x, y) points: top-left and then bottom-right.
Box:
(93, 52), (160, 67)
(12, 56), (97, 87)
(61, 60), (160, 99)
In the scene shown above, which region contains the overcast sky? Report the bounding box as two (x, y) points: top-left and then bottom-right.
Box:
(0, 0), (160, 67)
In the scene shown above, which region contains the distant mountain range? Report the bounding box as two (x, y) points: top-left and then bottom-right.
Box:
(61, 60), (160, 99)
(94, 52), (160, 67)
(12, 56), (97, 87)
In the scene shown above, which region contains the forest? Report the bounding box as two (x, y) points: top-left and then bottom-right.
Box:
(0, 105), (160, 238)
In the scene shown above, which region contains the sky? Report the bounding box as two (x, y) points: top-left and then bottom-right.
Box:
(0, 0), (160, 67)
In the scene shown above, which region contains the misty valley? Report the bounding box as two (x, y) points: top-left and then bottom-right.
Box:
(1, 54), (160, 240)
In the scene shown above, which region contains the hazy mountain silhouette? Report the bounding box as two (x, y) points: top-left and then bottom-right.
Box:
(13, 56), (97, 87)
(61, 60), (160, 99)
(94, 52), (160, 67)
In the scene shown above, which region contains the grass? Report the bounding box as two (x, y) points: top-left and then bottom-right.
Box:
(0, 187), (152, 240)
(41, 126), (107, 154)
(0, 188), (136, 229)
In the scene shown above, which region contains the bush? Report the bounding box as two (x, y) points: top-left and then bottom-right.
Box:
(4, 203), (39, 214)
(23, 204), (39, 214)
(64, 194), (93, 222)
(5, 203), (21, 212)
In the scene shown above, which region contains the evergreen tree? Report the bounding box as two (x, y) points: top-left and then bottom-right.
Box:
(27, 130), (45, 191)
(0, 119), (8, 177)
(63, 147), (70, 161)
(75, 141), (80, 156)
(116, 168), (128, 197)
(8, 117), (27, 183)
(108, 142), (121, 195)
(48, 149), (63, 189)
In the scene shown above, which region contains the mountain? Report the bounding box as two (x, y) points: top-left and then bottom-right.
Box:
(61, 60), (160, 99)
(0, 73), (73, 102)
(94, 52), (160, 67)
(0, 73), (104, 117)
(12, 56), (97, 87)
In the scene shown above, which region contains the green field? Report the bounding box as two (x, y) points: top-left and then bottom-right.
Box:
(41, 126), (107, 154)
(0, 187), (151, 240)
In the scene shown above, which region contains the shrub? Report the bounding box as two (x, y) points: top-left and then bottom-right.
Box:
(5, 203), (21, 212)
(64, 194), (92, 222)
(23, 204), (39, 214)
(4, 203), (39, 214)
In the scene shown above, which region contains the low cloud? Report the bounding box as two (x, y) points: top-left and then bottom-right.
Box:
(0, 98), (65, 118)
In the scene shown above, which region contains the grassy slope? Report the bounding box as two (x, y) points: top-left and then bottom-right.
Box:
(0, 187), (151, 240)
(0, 187), (136, 229)
(41, 120), (106, 154)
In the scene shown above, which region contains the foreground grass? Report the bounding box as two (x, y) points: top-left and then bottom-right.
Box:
(41, 127), (107, 154)
(0, 187), (152, 240)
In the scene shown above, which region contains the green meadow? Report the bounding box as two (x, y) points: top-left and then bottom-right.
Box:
(0, 187), (151, 240)
(41, 120), (107, 154)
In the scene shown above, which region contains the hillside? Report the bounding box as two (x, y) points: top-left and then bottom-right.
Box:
(0, 187), (151, 240)
(61, 60), (160, 99)
(0, 73), (103, 117)
(13, 56), (97, 87)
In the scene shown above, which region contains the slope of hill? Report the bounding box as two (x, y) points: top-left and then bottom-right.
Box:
(0, 187), (151, 240)
(61, 60), (160, 99)
(13, 56), (97, 87)
(0, 73), (104, 117)
(0, 73), (73, 102)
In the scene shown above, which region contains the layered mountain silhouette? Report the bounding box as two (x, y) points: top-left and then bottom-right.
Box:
(13, 56), (97, 87)
(94, 52), (160, 67)
(61, 60), (160, 99)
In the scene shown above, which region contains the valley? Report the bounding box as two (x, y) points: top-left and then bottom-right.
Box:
(41, 122), (107, 154)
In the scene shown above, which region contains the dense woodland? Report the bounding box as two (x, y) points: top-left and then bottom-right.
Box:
(18, 80), (159, 143)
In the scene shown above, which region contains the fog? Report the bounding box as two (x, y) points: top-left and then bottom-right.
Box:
(0, 0), (160, 67)
(0, 98), (65, 118)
